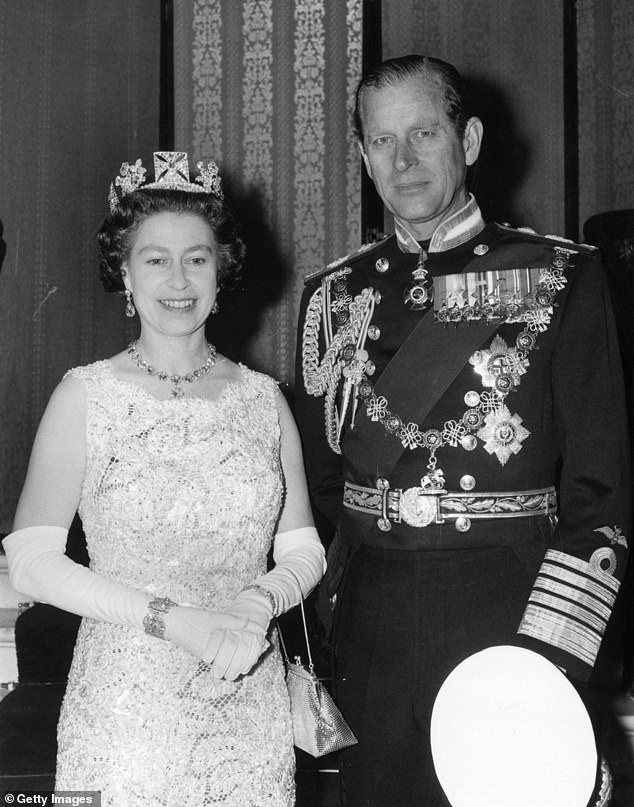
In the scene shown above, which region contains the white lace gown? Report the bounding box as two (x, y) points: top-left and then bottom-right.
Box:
(54, 361), (295, 806)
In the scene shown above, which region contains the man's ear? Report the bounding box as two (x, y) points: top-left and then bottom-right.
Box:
(358, 141), (373, 180)
(463, 116), (483, 167)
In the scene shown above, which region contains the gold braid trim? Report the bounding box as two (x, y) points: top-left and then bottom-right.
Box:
(325, 362), (344, 455)
(301, 271), (375, 453)
(302, 269), (348, 395)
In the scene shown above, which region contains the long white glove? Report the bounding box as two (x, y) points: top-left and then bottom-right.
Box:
(222, 526), (326, 632)
(2, 526), (265, 664)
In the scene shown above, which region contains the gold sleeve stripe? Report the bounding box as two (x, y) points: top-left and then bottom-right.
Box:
(518, 607), (599, 668)
(517, 549), (620, 668)
(537, 564), (619, 606)
(531, 579), (614, 623)
(527, 590), (609, 635)
(540, 551), (620, 594)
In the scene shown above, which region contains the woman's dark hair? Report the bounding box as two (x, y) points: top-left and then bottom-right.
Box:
(97, 188), (245, 293)
(354, 54), (473, 143)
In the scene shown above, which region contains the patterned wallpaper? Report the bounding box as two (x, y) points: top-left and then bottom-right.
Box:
(0, 0), (160, 531)
(174, 0), (363, 385)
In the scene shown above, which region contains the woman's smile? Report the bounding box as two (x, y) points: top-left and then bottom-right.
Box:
(159, 298), (197, 310)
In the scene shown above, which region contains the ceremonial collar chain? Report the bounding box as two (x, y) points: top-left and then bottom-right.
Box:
(109, 151), (223, 212)
(302, 229), (572, 462)
(356, 249), (571, 474)
(127, 341), (217, 399)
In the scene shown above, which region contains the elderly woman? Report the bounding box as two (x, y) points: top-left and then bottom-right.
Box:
(3, 152), (325, 806)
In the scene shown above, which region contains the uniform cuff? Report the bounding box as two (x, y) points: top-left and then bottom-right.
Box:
(516, 549), (620, 679)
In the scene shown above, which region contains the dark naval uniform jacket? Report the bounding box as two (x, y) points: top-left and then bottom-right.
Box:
(295, 195), (630, 683)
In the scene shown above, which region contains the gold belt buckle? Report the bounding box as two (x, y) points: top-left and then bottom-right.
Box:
(398, 486), (445, 527)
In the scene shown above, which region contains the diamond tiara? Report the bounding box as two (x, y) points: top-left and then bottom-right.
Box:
(108, 151), (224, 212)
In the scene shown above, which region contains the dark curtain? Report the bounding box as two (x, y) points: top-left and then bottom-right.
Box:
(578, 0), (634, 224)
(381, 0), (566, 236)
(0, 0), (161, 531)
(380, 0), (634, 238)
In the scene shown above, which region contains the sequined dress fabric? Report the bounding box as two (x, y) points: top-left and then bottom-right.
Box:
(55, 361), (295, 806)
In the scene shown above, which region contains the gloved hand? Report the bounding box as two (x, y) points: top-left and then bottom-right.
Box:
(205, 628), (270, 680)
(164, 605), (264, 662)
(220, 587), (275, 634)
(2, 526), (268, 666)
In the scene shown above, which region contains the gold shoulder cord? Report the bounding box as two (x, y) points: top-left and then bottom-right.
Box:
(302, 270), (375, 454)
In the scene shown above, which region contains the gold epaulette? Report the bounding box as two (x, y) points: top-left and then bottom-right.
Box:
(495, 222), (598, 254)
(304, 235), (391, 285)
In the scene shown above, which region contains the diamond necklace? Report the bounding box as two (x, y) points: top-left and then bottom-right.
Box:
(127, 340), (217, 399)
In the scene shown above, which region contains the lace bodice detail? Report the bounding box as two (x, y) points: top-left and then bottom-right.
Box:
(54, 361), (295, 806)
(76, 361), (283, 607)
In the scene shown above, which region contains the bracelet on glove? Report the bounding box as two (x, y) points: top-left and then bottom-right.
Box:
(143, 596), (176, 639)
(242, 585), (280, 618)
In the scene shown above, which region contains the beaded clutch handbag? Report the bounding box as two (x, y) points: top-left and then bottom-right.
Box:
(278, 598), (358, 758)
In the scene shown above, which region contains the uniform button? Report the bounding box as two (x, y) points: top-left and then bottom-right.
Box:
(377, 517), (392, 532)
(374, 290), (382, 304)
(473, 244), (489, 256)
(455, 516), (471, 532)
(368, 325), (381, 341)
(376, 477), (390, 490)
(460, 435), (478, 451)
(464, 390), (480, 407)
(460, 475), (476, 491)
(365, 360), (376, 376)
(375, 257), (390, 273)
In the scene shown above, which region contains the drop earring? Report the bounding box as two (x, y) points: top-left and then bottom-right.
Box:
(211, 300), (220, 315)
(125, 289), (136, 318)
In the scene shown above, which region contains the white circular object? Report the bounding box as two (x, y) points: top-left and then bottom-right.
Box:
(430, 646), (597, 807)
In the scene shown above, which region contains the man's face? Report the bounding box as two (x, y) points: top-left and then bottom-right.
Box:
(359, 76), (482, 240)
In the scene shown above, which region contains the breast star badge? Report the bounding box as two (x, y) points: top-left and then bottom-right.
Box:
(476, 405), (531, 465)
(469, 335), (529, 394)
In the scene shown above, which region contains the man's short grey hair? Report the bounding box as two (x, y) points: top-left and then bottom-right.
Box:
(355, 54), (473, 142)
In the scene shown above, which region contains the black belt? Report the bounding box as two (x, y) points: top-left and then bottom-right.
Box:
(343, 480), (558, 534)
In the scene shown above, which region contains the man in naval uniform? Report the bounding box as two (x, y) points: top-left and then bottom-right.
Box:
(294, 54), (631, 806)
